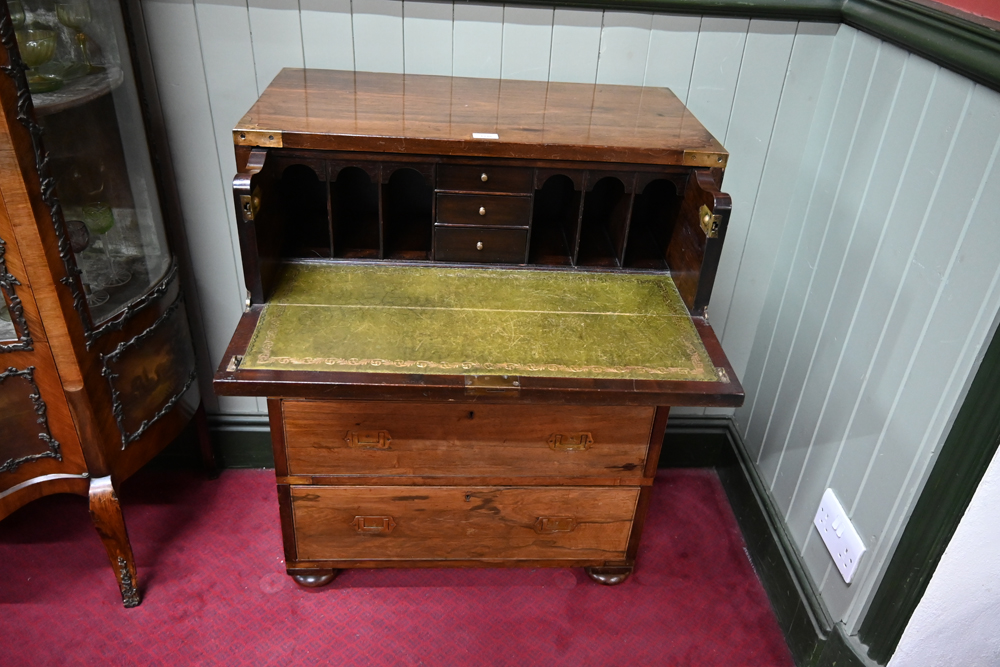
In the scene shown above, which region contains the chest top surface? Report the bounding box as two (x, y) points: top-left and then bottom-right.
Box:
(234, 69), (728, 168)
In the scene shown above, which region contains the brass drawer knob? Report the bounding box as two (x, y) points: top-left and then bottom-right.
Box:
(479, 206), (486, 216)
(353, 515), (396, 534)
(548, 433), (593, 451)
(534, 517), (576, 534)
(476, 241), (483, 250)
(481, 172), (488, 182)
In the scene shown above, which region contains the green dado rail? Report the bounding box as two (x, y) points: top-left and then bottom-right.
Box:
(475, 0), (1000, 92)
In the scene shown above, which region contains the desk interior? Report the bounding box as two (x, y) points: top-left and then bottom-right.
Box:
(241, 262), (721, 382)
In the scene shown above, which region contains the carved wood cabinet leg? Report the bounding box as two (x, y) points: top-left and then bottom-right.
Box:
(586, 565), (633, 586)
(194, 403), (219, 479)
(291, 570), (339, 588)
(88, 475), (141, 607)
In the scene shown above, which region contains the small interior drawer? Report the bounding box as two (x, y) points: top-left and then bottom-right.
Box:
(434, 226), (527, 263)
(436, 193), (531, 227)
(437, 164), (533, 193)
(281, 400), (654, 478)
(291, 485), (639, 561)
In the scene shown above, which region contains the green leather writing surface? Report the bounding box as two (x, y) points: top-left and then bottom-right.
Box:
(242, 263), (720, 382)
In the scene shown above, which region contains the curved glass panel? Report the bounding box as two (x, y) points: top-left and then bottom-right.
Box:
(0, 236), (27, 345)
(15, 0), (170, 324)
(0, 299), (15, 341)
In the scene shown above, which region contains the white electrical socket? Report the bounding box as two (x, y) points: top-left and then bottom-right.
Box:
(814, 488), (866, 584)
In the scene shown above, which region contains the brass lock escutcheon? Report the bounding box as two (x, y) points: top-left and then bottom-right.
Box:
(353, 515), (396, 534)
(346, 430), (392, 449)
(534, 517), (577, 534)
(465, 374), (520, 395)
(699, 204), (721, 239)
(548, 432), (593, 451)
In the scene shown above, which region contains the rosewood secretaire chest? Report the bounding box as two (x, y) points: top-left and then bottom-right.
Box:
(214, 69), (744, 587)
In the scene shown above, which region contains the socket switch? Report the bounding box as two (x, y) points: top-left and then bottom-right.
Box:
(813, 488), (866, 584)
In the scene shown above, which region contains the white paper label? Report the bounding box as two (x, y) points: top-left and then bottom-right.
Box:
(472, 132), (500, 140)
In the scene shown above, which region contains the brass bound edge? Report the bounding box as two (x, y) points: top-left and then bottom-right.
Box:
(234, 129), (283, 147)
(683, 150), (728, 168)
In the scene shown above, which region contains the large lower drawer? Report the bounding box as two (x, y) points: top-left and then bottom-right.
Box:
(291, 485), (640, 561)
(281, 400), (654, 478)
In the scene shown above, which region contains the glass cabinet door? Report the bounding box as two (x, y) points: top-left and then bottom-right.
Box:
(12, 0), (170, 323)
(0, 240), (22, 342)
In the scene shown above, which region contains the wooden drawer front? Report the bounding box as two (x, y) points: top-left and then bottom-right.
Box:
(282, 401), (654, 478)
(438, 165), (533, 193)
(292, 485), (639, 561)
(436, 194), (531, 227)
(434, 226), (527, 263)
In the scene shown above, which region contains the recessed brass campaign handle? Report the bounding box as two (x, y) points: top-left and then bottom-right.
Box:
(534, 517), (576, 533)
(353, 516), (396, 534)
(346, 430), (392, 449)
(548, 433), (593, 451)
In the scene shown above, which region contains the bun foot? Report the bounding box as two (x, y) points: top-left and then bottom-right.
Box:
(586, 566), (633, 586)
(291, 570), (339, 588)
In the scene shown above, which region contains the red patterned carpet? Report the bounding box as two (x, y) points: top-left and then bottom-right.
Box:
(0, 468), (793, 666)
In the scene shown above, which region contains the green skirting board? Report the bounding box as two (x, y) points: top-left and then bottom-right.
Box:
(242, 263), (720, 382)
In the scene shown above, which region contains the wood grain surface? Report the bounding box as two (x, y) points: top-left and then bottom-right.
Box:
(235, 70), (728, 167)
(291, 484), (639, 561)
(281, 400), (653, 478)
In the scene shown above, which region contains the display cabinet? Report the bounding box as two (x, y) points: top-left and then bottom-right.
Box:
(0, 0), (211, 606)
(215, 70), (744, 587)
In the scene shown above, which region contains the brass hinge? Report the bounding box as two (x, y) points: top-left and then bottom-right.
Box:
(465, 374), (520, 395)
(240, 186), (262, 222)
(226, 355), (243, 372)
(699, 204), (721, 239)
